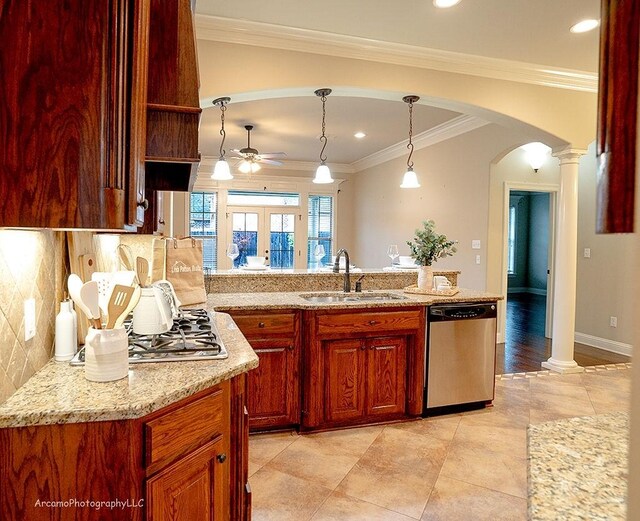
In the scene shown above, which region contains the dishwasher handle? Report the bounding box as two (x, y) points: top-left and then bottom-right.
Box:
(429, 303), (497, 321)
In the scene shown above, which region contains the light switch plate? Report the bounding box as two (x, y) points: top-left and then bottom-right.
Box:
(472, 240), (481, 249)
(24, 298), (36, 341)
(475, 254), (481, 265)
(583, 248), (591, 258)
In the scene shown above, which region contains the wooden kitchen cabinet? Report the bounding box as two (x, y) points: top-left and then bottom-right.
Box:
(229, 311), (301, 431)
(303, 308), (424, 430)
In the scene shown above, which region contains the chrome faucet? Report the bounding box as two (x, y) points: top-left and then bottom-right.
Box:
(333, 248), (351, 292)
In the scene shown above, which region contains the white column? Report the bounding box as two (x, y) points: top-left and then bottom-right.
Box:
(542, 147), (587, 374)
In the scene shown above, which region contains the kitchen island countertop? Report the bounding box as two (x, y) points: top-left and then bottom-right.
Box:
(207, 288), (502, 312)
(0, 313), (258, 428)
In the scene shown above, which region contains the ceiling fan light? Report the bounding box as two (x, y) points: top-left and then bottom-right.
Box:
(251, 162), (261, 173)
(400, 169), (420, 189)
(313, 163), (334, 184)
(212, 158), (233, 180)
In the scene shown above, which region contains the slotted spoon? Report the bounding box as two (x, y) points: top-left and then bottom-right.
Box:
(136, 257), (149, 288)
(106, 285), (136, 329)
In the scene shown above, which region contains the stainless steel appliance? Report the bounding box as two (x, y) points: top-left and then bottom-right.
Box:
(70, 309), (228, 365)
(424, 302), (497, 411)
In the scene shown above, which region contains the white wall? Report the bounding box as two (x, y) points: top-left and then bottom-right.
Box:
(528, 193), (550, 291)
(350, 124), (524, 288)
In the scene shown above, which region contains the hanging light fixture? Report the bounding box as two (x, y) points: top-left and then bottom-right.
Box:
(313, 88), (334, 184)
(400, 95), (421, 188)
(521, 142), (551, 173)
(211, 97), (233, 180)
(238, 160), (261, 174)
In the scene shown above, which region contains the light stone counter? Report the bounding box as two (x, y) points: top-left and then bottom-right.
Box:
(528, 412), (628, 521)
(0, 313), (258, 428)
(207, 288), (501, 312)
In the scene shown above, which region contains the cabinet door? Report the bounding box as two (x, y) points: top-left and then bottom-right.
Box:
(247, 339), (299, 429)
(366, 336), (407, 417)
(324, 338), (367, 423)
(147, 436), (228, 521)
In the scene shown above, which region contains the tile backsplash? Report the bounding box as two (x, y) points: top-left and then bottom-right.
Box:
(0, 230), (65, 403)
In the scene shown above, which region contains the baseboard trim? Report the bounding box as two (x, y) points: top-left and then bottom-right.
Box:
(574, 332), (633, 357)
(507, 287), (547, 296)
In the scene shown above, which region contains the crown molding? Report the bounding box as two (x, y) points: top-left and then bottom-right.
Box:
(199, 157), (356, 174)
(195, 15), (598, 93)
(351, 115), (489, 172)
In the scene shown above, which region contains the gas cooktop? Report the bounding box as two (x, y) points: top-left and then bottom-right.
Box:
(69, 309), (228, 365)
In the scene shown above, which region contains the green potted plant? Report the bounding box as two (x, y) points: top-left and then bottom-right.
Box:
(407, 220), (457, 289)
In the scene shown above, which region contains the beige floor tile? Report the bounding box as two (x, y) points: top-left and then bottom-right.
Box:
(302, 424), (384, 457)
(529, 389), (596, 424)
(386, 415), (461, 442)
(451, 414), (527, 458)
(249, 466), (332, 521)
(439, 442), (527, 498)
(585, 384), (631, 415)
(421, 476), (527, 520)
(267, 435), (361, 489)
(311, 492), (415, 521)
(336, 455), (437, 518)
(249, 431), (299, 477)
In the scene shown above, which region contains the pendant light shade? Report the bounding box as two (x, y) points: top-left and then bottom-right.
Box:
(313, 88), (334, 184)
(238, 160), (261, 174)
(400, 95), (421, 189)
(211, 97), (234, 181)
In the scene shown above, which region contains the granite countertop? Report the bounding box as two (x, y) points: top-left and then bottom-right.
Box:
(528, 412), (628, 521)
(207, 288), (502, 311)
(0, 313), (258, 429)
(209, 268), (461, 276)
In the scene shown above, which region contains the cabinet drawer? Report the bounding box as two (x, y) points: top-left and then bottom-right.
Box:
(317, 310), (421, 336)
(233, 313), (295, 337)
(145, 384), (228, 470)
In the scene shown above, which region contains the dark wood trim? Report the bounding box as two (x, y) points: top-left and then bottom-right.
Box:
(147, 103), (202, 114)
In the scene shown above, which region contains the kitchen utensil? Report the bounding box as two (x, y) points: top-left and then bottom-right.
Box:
(79, 253), (97, 282)
(106, 284), (136, 329)
(92, 271), (137, 316)
(136, 256), (149, 287)
(132, 286), (173, 335)
(79, 280), (102, 329)
(68, 274), (94, 326)
(117, 244), (135, 271)
(114, 286), (141, 329)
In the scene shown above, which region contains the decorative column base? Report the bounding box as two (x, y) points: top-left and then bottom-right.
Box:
(541, 357), (585, 374)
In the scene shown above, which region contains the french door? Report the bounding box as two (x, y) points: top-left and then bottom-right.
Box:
(227, 207), (300, 269)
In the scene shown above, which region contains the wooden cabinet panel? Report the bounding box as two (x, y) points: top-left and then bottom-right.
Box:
(367, 337), (407, 416)
(147, 437), (228, 521)
(145, 384), (227, 472)
(233, 313), (295, 337)
(247, 339), (299, 429)
(317, 310), (421, 336)
(324, 339), (367, 423)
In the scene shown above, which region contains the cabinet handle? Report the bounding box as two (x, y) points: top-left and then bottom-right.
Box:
(137, 198), (149, 210)
(287, 344), (295, 351)
(360, 344), (366, 350)
(368, 320), (377, 326)
(217, 453), (227, 464)
(258, 322), (265, 328)
(158, 218), (165, 225)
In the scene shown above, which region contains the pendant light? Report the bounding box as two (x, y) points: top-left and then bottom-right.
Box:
(211, 97), (233, 180)
(313, 88), (334, 184)
(400, 95), (421, 189)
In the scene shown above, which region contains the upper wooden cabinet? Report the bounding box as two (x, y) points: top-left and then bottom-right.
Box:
(145, 0), (202, 193)
(0, 0), (149, 229)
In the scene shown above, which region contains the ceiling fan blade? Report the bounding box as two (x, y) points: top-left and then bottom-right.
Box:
(257, 152), (286, 159)
(260, 159), (284, 166)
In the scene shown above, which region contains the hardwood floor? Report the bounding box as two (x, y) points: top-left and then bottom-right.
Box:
(496, 292), (630, 374)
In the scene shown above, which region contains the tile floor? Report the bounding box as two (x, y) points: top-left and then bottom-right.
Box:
(248, 363), (632, 520)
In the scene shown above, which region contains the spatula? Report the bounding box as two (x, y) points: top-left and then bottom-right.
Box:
(68, 273), (94, 326)
(117, 244), (135, 271)
(106, 284), (136, 329)
(79, 280), (102, 329)
(113, 286), (141, 329)
(136, 256), (149, 288)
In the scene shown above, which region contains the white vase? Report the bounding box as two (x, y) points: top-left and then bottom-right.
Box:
(84, 327), (129, 382)
(417, 265), (434, 290)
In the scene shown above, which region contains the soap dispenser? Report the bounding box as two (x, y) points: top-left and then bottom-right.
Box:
(55, 299), (77, 361)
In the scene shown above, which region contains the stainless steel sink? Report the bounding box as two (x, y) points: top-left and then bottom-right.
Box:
(301, 292), (408, 303)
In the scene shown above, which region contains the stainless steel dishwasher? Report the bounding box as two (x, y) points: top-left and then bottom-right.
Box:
(424, 302), (497, 412)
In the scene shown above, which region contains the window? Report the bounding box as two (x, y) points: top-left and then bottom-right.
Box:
(227, 191), (299, 206)
(508, 205), (516, 275)
(269, 213), (296, 269)
(190, 192), (218, 270)
(308, 195), (333, 267)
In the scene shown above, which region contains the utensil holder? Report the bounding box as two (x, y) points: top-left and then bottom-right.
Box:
(84, 327), (129, 382)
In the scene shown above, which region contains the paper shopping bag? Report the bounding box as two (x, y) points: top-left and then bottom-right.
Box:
(165, 238), (206, 305)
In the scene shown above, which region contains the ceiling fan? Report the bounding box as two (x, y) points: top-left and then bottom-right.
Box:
(230, 125), (286, 173)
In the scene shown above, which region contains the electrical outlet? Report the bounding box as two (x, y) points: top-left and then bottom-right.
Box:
(24, 299), (36, 341)
(610, 316), (618, 328)
(583, 248), (591, 258)
(472, 240), (481, 249)
(475, 254), (481, 265)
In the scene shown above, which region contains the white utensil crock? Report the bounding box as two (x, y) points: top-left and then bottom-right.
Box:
(132, 286), (173, 335)
(84, 327), (128, 382)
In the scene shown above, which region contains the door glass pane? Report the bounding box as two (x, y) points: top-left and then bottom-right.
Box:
(270, 213), (295, 269)
(308, 195), (333, 268)
(189, 192), (217, 270)
(232, 212), (258, 267)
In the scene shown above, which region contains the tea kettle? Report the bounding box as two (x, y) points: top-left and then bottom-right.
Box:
(132, 285), (173, 335)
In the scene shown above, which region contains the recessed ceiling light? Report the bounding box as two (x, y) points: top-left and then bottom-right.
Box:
(433, 0), (461, 8)
(570, 19), (599, 33)
(354, 132), (366, 139)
